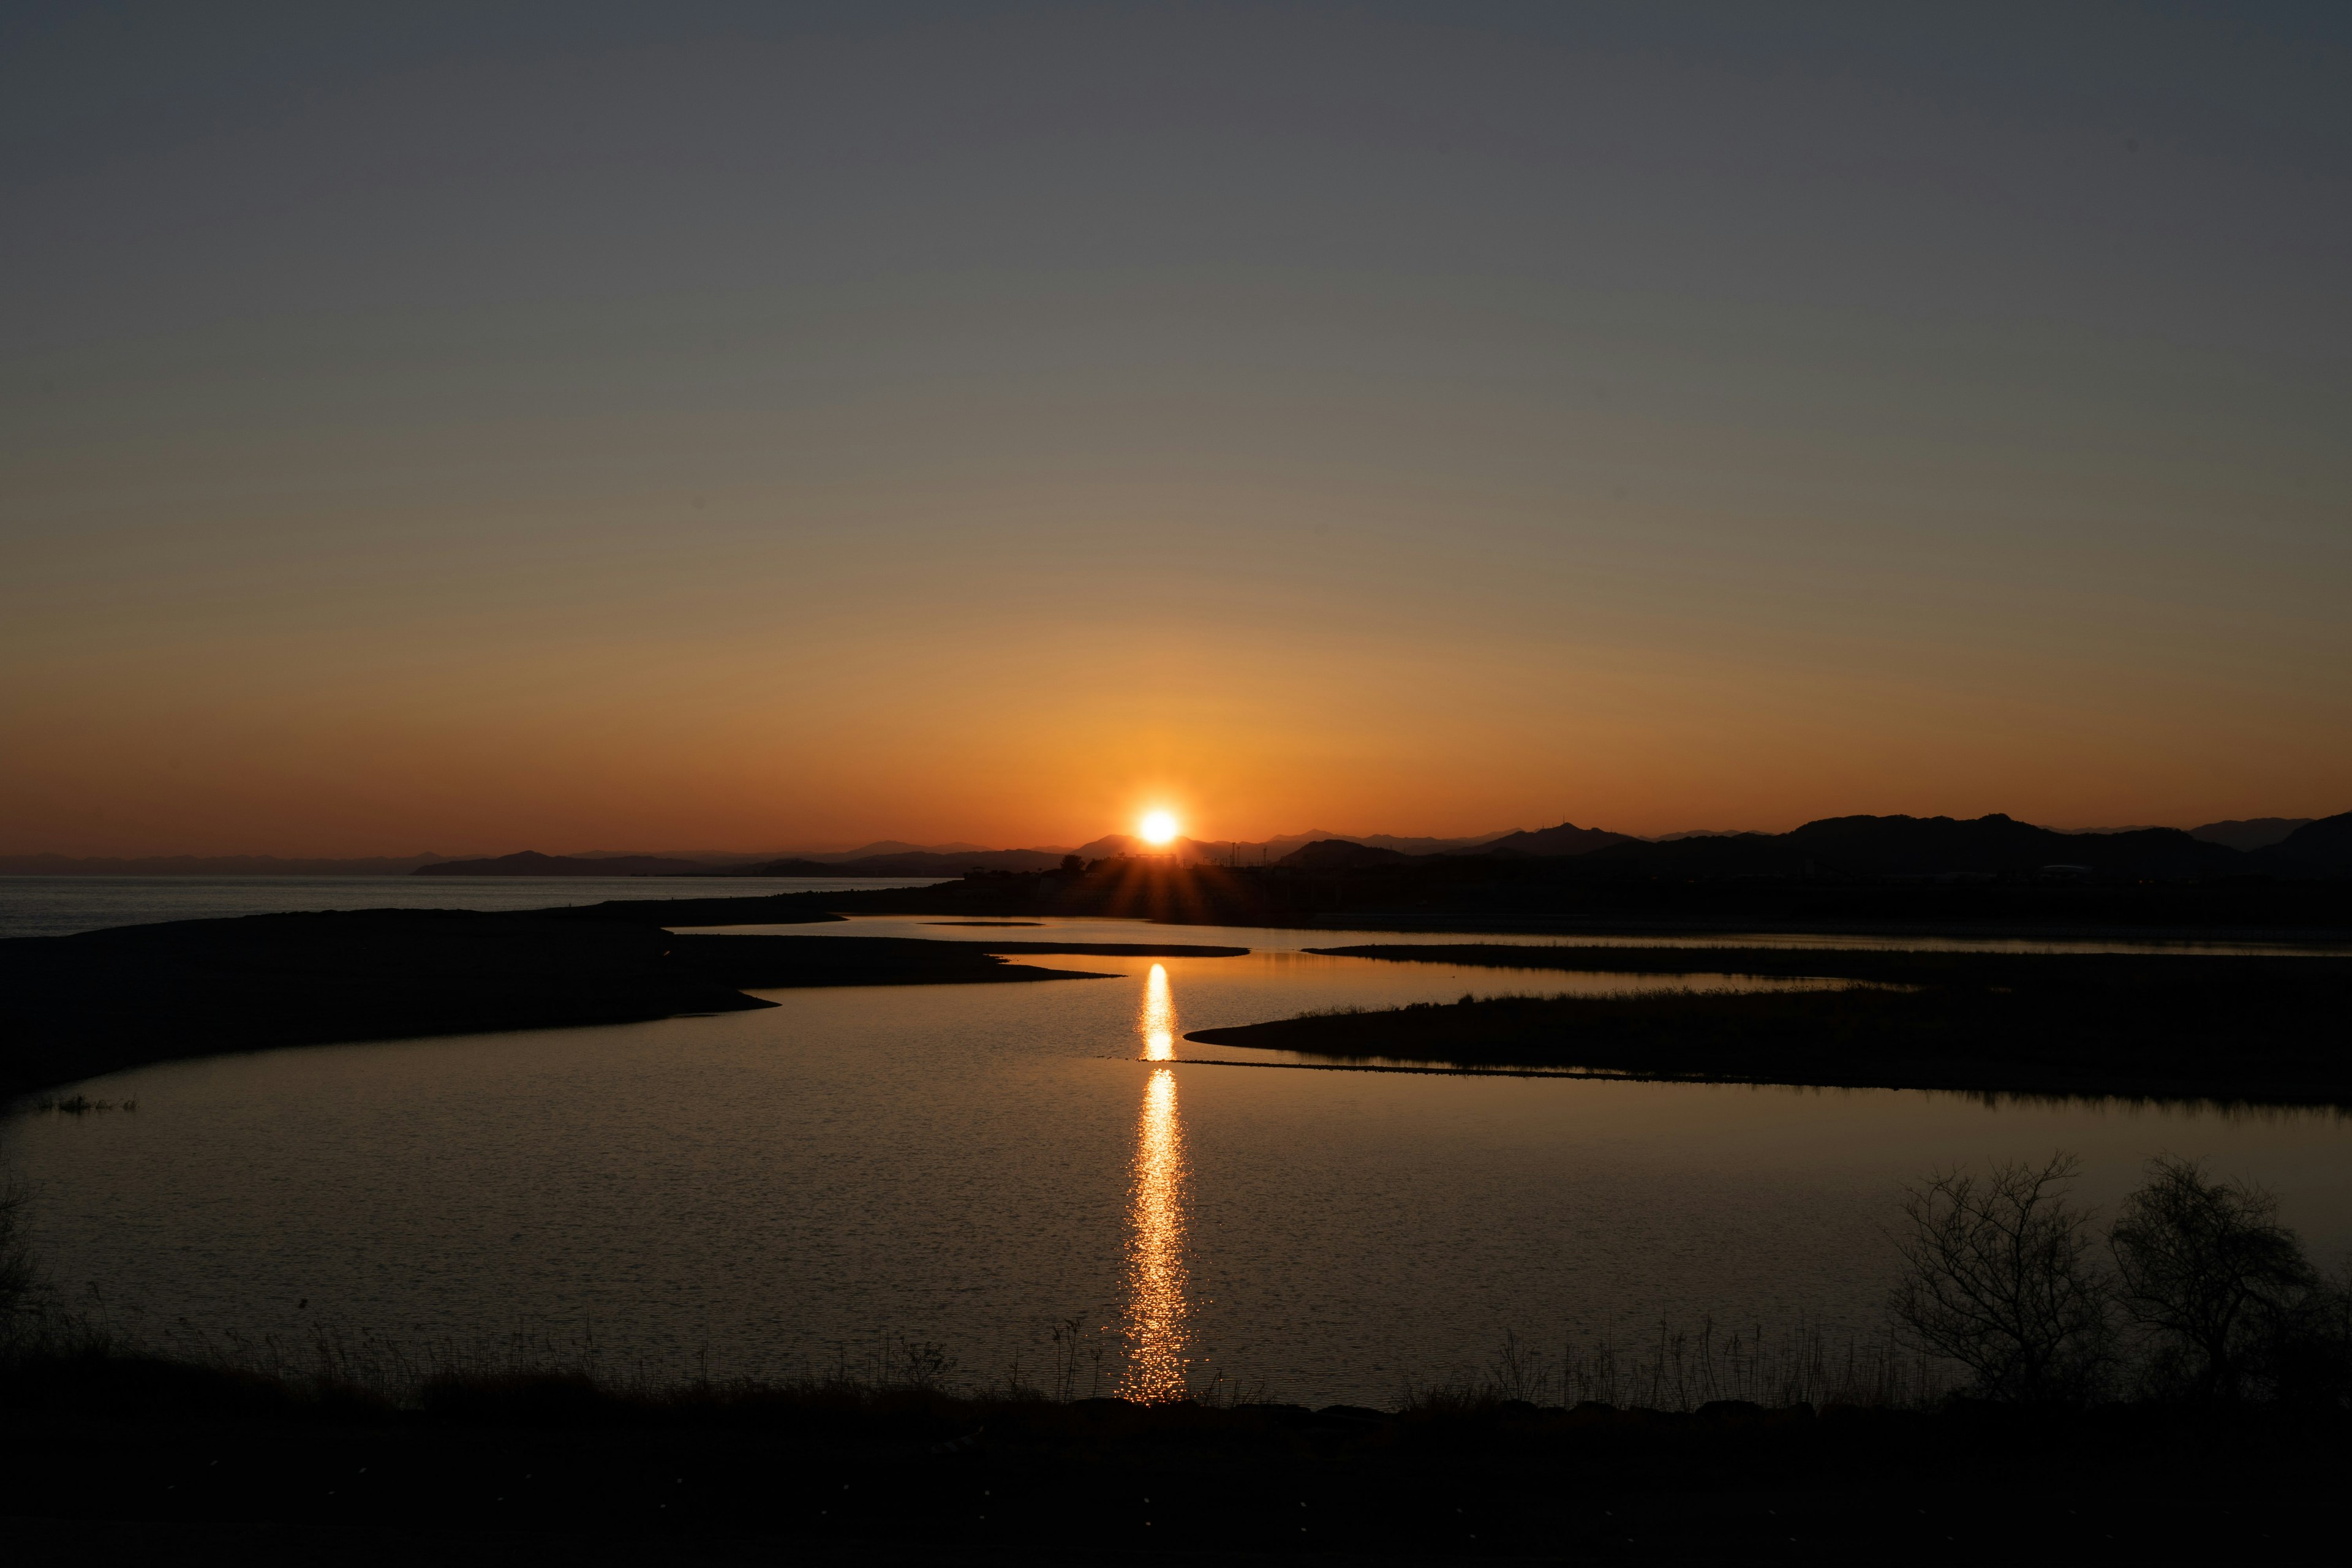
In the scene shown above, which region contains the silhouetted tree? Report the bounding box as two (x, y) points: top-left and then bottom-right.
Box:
(1060, 854), (1084, 875)
(2109, 1155), (2318, 1402)
(1891, 1152), (2111, 1401)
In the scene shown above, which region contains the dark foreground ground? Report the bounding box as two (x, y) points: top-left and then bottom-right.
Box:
(1187, 948), (2352, 1106)
(1, 1358), (2344, 1564)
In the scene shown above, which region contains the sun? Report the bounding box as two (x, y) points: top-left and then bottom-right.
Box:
(1139, 810), (1179, 846)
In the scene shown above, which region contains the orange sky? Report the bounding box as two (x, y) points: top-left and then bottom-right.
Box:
(4, 7), (2348, 856)
(7, 521), (2343, 855)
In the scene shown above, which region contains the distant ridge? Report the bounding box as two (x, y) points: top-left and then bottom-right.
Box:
(23, 810), (2351, 881)
(2252, 810), (2352, 876)
(2189, 817), (2314, 853)
(1254, 828), (1511, 858)
(417, 851), (711, 878)
(791, 840), (997, 863)
(1276, 840), (1409, 870)
(1479, 821), (1640, 856)
(1559, 813), (2245, 881)
(719, 848), (1068, 877)
(1259, 812), (2352, 883)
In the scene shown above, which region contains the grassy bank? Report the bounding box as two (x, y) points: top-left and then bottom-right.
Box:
(0, 913), (1250, 1099)
(1187, 949), (2352, 1104)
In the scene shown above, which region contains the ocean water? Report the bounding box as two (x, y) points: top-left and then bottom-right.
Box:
(8, 927), (2346, 1407)
(0, 875), (948, 940)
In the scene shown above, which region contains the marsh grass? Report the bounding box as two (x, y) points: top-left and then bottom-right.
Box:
(0, 1292), (1366, 1426)
(1, 1209), (1933, 1422)
(1, 1281), (1291, 1423)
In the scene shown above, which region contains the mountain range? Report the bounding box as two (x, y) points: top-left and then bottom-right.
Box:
(6, 813), (2337, 879)
(384, 811), (2352, 881)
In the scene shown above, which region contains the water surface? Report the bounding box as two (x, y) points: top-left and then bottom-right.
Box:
(10, 939), (2346, 1406)
(0, 875), (946, 940)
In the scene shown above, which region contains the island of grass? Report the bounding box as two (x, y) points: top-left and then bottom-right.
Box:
(1185, 946), (2352, 1105)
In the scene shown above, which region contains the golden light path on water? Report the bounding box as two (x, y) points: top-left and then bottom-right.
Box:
(1119, 963), (1191, 1401)
(1141, 961), (1177, 1063)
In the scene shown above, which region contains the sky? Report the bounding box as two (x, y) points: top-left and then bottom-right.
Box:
(3, 1), (2348, 856)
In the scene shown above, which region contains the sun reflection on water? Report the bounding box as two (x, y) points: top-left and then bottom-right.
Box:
(1141, 961), (1176, 1061)
(1120, 963), (1191, 1400)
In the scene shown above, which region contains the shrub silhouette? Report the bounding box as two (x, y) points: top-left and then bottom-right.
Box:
(1890, 1153), (2112, 1402)
(2111, 1156), (2323, 1403)
(1893, 1151), (2352, 1408)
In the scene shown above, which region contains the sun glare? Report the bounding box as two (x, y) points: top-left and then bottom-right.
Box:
(1139, 810), (1178, 846)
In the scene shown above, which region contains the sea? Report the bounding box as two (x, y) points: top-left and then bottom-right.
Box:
(0, 873), (946, 940)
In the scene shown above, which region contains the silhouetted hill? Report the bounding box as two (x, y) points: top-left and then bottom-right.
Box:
(954, 829), (1515, 867)
(1076, 835), (1254, 864)
(2253, 810), (2352, 876)
(1557, 813), (2244, 881)
(1479, 821), (1639, 856)
(416, 851), (711, 877)
(1277, 839), (1410, 870)
(721, 848), (1064, 876)
(794, 839), (996, 862)
(2189, 817), (2313, 852)
(560, 846), (2352, 941)
(1071, 834), (1142, 861)
(1794, 814), (2242, 878)
(1255, 828), (1510, 856)
(720, 835), (1246, 876)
